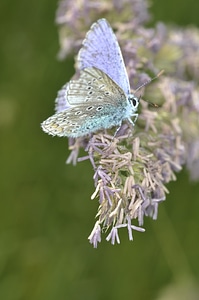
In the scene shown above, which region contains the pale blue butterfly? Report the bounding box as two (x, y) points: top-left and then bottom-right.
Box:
(41, 19), (139, 138)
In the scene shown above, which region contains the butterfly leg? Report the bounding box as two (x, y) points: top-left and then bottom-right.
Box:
(112, 123), (122, 139)
(133, 113), (139, 124)
(111, 112), (139, 141)
(128, 113), (138, 126)
(125, 114), (138, 137)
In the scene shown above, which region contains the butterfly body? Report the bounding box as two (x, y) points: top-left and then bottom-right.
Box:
(41, 19), (139, 138)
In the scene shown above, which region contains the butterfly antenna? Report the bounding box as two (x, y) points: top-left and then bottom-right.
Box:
(134, 70), (164, 108)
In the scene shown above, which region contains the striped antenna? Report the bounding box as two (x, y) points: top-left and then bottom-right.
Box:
(134, 70), (164, 108)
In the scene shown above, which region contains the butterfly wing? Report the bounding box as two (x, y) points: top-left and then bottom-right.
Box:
(54, 66), (125, 113)
(42, 101), (127, 138)
(68, 67), (127, 103)
(56, 67), (127, 107)
(41, 68), (129, 138)
(55, 83), (72, 113)
(77, 19), (130, 95)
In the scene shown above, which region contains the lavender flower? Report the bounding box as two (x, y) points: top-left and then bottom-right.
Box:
(53, 0), (199, 247)
(56, 0), (150, 59)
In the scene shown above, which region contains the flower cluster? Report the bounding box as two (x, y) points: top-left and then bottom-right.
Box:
(56, 0), (150, 59)
(54, 0), (199, 247)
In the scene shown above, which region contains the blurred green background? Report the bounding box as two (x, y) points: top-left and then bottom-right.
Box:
(0, 0), (199, 299)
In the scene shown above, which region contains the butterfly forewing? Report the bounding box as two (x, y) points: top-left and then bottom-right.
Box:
(77, 19), (130, 95)
(63, 67), (127, 106)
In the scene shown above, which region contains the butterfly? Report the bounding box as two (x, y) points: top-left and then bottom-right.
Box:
(41, 18), (139, 138)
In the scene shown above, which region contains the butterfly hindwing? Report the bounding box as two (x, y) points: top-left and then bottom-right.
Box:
(42, 99), (129, 138)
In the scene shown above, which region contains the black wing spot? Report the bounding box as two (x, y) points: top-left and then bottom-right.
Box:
(96, 106), (103, 111)
(75, 111), (82, 115)
(86, 106), (94, 111)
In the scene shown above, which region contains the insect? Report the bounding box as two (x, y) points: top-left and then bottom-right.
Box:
(41, 18), (139, 138)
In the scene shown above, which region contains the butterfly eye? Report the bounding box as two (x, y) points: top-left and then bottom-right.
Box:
(129, 94), (139, 108)
(132, 98), (138, 107)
